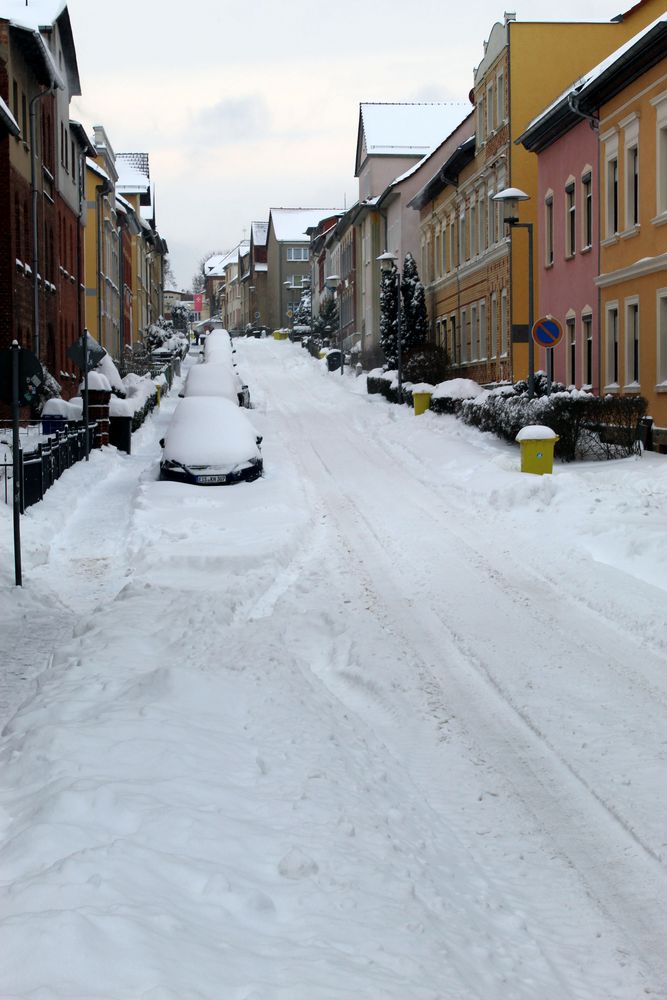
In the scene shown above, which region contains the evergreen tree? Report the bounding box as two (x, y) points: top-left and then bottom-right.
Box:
(379, 264), (399, 366)
(400, 252), (428, 353)
(312, 295), (338, 340)
(293, 287), (312, 328)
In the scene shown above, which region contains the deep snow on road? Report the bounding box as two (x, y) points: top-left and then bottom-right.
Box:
(0, 339), (666, 1000)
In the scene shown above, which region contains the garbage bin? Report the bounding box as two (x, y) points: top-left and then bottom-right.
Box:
(412, 385), (434, 416)
(515, 425), (559, 475)
(109, 415), (132, 454)
(326, 349), (342, 372)
(41, 414), (68, 435)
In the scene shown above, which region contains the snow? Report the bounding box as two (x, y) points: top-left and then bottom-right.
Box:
(1, 0), (67, 29)
(162, 395), (259, 468)
(515, 424), (558, 441)
(1, 340), (666, 999)
(41, 398), (80, 419)
(0, 95), (20, 136)
(360, 102), (471, 156)
(80, 371), (111, 392)
(432, 377), (486, 400)
(181, 362), (242, 404)
(410, 382), (434, 394)
(269, 208), (343, 243)
(95, 353), (125, 394)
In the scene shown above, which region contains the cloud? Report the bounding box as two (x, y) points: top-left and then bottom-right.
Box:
(192, 96), (271, 144)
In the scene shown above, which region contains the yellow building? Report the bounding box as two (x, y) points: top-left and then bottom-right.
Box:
(83, 126), (120, 357)
(575, 16), (667, 438)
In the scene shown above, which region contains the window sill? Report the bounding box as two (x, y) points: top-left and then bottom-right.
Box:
(604, 383), (620, 394)
(651, 211), (667, 228)
(623, 382), (641, 393)
(601, 234), (620, 247)
(564, 252), (576, 261)
(544, 260), (554, 270)
(655, 382), (667, 393)
(581, 244), (592, 255)
(620, 225), (640, 240)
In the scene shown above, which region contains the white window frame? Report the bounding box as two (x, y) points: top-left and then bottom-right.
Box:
(658, 287), (667, 384)
(602, 129), (619, 239)
(479, 299), (487, 361)
(496, 71), (505, 125)
(545, 191), (554, 265)
(581, 168), (593, 250)
(486, 83), (494, 134)
(470, 303), (478, 360)
(624, 296), (640, 386)
(470, 202), (477, 258)
(652, 91), (667, 219)
(582, 310), (593, 388)
(565, 177), (576, 258)
(621, 114), (640, 231)
(605, 301), (620, 389)
(491, 292), (498, 359)
(460, 308), (467, 363)
(450, 312), (458, 364)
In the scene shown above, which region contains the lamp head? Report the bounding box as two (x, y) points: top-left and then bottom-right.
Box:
(492, 187), (529, 225)
(376, 250), (398, 272)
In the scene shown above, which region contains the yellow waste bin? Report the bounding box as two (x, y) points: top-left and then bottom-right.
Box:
(273, 330), (282, 340)
(155, 383), (161, 406)
(413, 391), (433, 416)
(515, 425), (559, 475)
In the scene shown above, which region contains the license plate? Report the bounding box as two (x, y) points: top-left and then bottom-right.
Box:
(196, 474), (226, 484)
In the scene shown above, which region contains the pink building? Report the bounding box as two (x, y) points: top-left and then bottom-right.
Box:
(519, 108), (600, 392)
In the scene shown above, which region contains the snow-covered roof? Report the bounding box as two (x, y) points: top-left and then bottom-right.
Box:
(359, 102), (470, 161)
(251, 221), (268, 246)
(115, 163), (150, 194)
(269, 208), (343, 243)
(254, 263), (268, 273)
(85, 157), (110, 181)
(1, 0), (68, 30)
(0, 95), (20, 136)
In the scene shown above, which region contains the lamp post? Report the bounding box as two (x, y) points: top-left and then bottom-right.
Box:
(376, 251), (403, 403)
(492, 187), (534, 398)
(324, 274), (343, 374)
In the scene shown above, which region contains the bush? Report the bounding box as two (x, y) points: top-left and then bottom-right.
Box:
(461, 389), (646, 461)
(402, 343), (450, 386)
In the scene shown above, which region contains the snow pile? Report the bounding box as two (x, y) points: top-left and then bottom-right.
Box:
(79, 371), (111, 393)
(516, 424), (559, 441)
(41, 398), (81, 420)
(95, 353), (125, 395)
(432, 377), (485, 400)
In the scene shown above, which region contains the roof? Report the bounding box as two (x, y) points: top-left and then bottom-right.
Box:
(268, 208), (343, 243)
(115, 163), (150, 194)
(0, 95), (20, 137)
(518, 13), (667, 152)
(355, 102), (471, 176)
(2, 1), (80, 95)
(409, 135), (476, 210)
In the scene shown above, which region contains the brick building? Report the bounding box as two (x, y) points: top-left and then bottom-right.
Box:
(0, 3), (86, 402)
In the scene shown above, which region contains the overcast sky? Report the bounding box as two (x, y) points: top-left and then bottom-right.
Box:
(66, 0), (621, 290)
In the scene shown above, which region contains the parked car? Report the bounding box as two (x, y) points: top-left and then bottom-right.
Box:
(159, 397), (263, 486)
(203, 329), (234, 364)
(180, 363), (245, 406)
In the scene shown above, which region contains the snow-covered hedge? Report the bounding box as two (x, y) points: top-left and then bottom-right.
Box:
(430, 378), (487, 414)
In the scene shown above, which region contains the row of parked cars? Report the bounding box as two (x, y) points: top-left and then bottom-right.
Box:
(159, 329), (263, 486)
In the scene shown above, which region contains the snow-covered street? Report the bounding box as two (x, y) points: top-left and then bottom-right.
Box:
(1, 339), (666, 1000)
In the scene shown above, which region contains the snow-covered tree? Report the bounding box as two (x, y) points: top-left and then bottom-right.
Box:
(379, 264), (399, 366)
(312, 294), (338, 340)
(400, 252), (428, 354)
(293, 287), (312, 329)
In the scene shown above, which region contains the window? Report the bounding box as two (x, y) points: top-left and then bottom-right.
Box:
(501, 289), (508, 356)
(486, 83), (494, 134)
(434, 232), (440, 277)
(622, 114), (640, 229)
(491, 293), (498, 358)
(654, 93), (667, 216)
(625, 299), (640, 384)
(545, 194), (554, 265)
(582, 172), (592, 249)
(479, 195), (487, 253)
(460, 308), (467, 362)
(12, 80), (18, 124)
(583, 312), (593, 387)
(658, 289), (667, 383)
(450, 313), (457, 364)
(459, 210), (466, 263)
(479, 300), (487, 360)
(607, 156), (619, 236)
(477, 96), (485, 144)
(449, 222), (456, 270)
(565, 181), (576, 257)
(21, 92), (27, 142)
(496, 72), (505, 125)
(287, 247), (308, 261)
(470, 203), (477, 257)
(605, 304), (620, 386)
(441, 225), (447, 274)
(488, 190), (496, 246)
(471, 304), (478, 360)
(566, 315), (576, 385)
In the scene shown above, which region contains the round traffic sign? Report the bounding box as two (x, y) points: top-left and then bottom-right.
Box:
(532, 316), (563, 348)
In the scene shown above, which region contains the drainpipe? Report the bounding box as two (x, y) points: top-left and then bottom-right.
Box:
(29, 85), (54, 359)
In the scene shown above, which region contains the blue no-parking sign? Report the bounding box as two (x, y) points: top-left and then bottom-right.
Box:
(532, 316), (563, 348)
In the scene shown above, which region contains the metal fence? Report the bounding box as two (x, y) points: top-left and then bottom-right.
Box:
(0, 421), (96, 511)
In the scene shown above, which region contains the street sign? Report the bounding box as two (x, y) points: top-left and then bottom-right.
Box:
(286, 309), (294, 319)
(67, 333), (106, 371)
(532, 316), (563, 349)
(254, 311), (261, 320)
(0, 347), (43, 406)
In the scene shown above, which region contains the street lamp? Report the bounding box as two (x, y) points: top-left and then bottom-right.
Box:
(324, 274), (344, 374)
(376, 251), (403, 402)
(492, 187), (534, 398)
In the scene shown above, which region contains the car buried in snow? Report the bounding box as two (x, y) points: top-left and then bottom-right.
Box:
(179, 362), (250, 408)
(159, 396), (263, 486)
